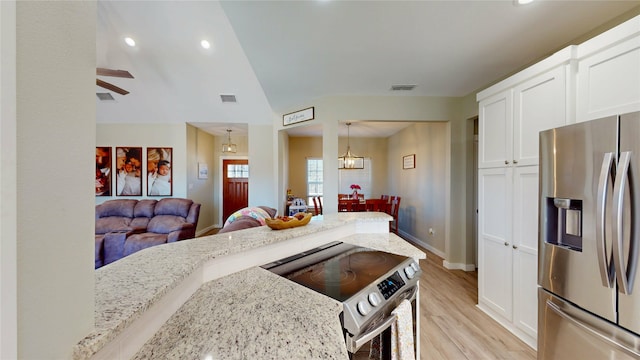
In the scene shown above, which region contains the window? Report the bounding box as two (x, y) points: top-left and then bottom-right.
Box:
(307, 158), (323, 205)
(227, 164), (249, 178)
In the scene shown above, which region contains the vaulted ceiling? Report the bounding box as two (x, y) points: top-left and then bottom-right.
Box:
(96, 0), (640, 137)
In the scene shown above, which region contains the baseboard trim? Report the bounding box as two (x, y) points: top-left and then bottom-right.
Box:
(443, 261), (476, 272)
(399, 230), (476, 272)
(399, 231), (445, 258)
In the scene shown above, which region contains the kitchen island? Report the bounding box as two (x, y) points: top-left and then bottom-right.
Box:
(74, 212), (425, 359)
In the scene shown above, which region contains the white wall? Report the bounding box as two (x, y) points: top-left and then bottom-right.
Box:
(186, 125), (216, 235)
(248, 123), (277, 208)
(96, 123), (188, 203)
(15, 2), (96, 358)
(1, 1), (17, 358)
(387, 123), (448, 256)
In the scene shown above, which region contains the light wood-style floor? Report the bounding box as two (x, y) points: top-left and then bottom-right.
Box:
(356, 248), (536, 360)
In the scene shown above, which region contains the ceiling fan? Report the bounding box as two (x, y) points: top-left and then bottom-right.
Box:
(96, 68), (134, 95)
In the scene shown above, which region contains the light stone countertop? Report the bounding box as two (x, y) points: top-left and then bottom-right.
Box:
(74, 212), (425, 359)
(132, 267), (347, 360)
(131, 233), (424, 359)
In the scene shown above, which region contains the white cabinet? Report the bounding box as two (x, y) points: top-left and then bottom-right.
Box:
(513, 66), (568, 166)
(511, 166), (539, 341)
(478, 91), (513, 168)
(478, 166), (538, 349)
(576, 17), (640, 122)
(479, 65), (568, 169)
(478, 167), (513, 320)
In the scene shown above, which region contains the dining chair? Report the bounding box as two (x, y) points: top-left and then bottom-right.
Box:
(365, 199), (391, 213)
(380, 194), (389, 202)
(388, 197), (401, 234)
(339, 199), (360, 212)
(312, 196), (323, 215)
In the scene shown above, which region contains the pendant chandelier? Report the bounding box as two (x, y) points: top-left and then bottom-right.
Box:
(339, 122), (364, 169)
(222, 129), (237, 153)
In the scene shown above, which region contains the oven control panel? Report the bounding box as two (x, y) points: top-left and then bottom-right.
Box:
(377, 271), (406, 300)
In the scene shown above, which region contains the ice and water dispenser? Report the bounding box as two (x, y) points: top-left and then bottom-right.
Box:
(544, 197), (583, 251)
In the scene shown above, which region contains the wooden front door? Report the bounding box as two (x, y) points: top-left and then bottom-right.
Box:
(222, 159), (249, 222)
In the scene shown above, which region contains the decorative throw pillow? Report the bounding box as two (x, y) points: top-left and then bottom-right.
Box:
(224, 207), (271, 228)
(257, 206), (277, 219)
(218, 217), (262, 234)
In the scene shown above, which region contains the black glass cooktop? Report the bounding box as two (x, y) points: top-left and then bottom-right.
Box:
(282, 246), (407, 302)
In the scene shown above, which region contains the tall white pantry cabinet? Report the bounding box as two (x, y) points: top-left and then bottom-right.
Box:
(477, 53), (571, 349)
(476, 14), (640, 349)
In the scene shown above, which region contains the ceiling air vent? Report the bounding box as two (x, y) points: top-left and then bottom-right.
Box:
(96, 92), (115, 101)
(390, 84), (416, 91)
(220, 94), (237, 103)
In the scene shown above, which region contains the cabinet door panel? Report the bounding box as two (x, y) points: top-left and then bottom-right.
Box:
(513, 166), (539, 339)
(577, 35), (640, 122)
(513, 166), (539, 253)
(478, 168), (513, 320)
(479, 91), (513, 168)
(514, 250), (538, 339)
(513, 67), (567, 166)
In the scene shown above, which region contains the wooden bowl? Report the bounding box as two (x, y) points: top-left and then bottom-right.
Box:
(265, 212), (312, 230)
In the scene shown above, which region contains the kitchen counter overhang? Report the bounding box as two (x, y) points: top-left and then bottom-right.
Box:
(74, 212), (425, 359)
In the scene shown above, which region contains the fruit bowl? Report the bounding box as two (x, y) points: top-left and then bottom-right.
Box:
(265, 212), (312, 230)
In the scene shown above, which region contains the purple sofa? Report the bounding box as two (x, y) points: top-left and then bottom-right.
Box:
(95, 198), (200, 268)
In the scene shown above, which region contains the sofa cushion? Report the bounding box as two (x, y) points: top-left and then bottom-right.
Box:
(124, 233), (169, 257)
(218, 216), (263, 234)
(224, 207), (271, 227)
(134, 199), (157, 218)
(154, 198), (193, 218)
(95, 235), (105, 269)
(130, 217), (150, 231)
(95, 217), (132, 234)
(97, 199), (137, 218)
(147, 215), (188, 234)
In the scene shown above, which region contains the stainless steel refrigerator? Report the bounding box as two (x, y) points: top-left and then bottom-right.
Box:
(539, 112), (640, 359)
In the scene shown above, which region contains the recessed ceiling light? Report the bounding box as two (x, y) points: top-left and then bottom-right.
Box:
(201, 40), (211, 49)
(515, 0), (534, 4)
(124, 37), (136, 47)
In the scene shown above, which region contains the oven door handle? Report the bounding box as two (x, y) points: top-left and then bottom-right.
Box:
(352, 314), (396, 350)
(351, 286), (418, 351)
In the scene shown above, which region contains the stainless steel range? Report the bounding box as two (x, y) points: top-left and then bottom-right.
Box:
(261, 241), (421, 356)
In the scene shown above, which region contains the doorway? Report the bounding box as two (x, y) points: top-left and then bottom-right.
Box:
(222, 159), (249, 222)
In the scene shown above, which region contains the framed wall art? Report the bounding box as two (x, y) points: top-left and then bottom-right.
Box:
(115, 147), (143, 196)
(95, 146), (112, 196)
(147, 147), (173, 196)
(403, 154), (415, 169)
(283, 106), (314, 126)
(198, 162), (208, 179)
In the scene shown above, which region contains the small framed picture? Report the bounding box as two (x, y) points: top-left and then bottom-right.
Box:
(198, 162), (208, 179)
(403, 154), (415, 169)
(95, 146), (112, 196)
(115, 147), (143, 196)
(147, 147), (173, 196)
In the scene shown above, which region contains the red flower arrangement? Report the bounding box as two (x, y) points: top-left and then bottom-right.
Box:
(350, 184), (361, 190)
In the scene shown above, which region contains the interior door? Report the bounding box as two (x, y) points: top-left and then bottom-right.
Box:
(223, 159), (249, 223)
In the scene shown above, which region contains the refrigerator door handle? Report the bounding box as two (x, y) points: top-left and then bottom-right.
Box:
(597, 152), (615, 287)
(546, 299), (640, 358)
(612, 151), (638, 295)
